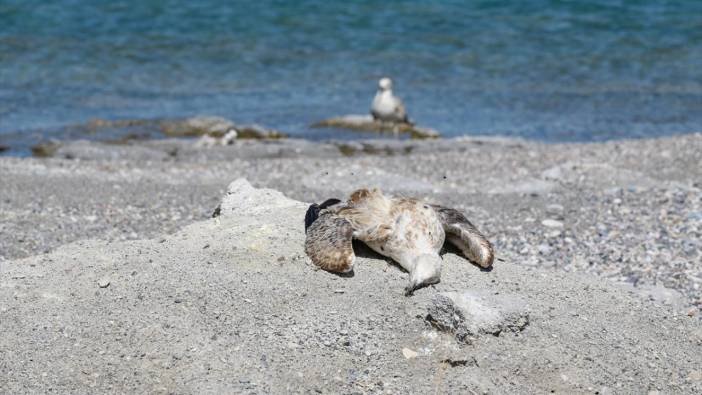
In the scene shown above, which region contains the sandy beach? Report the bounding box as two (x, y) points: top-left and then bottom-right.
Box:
(3, 2), (702, 393)
(1, 133), (701, 393)
(3, 134), (701, 306)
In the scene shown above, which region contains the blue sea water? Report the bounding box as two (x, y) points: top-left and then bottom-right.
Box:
(1, 0), (701, 151)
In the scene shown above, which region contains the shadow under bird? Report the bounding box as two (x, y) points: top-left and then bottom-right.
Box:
(304, 188), (494, 295)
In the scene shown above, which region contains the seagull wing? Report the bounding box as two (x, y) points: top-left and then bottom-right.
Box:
(304, 211), (356, 273)
(432, 205), (494, 268)
(394, 100), (409, 122)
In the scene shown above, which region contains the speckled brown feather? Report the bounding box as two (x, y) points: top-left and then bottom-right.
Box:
(337, 188), (396, 244)
(334, 190), (445, 270)
(348, 188), (373, 204)
(304, 213), (355, 273)
(432, 205), (494, 268)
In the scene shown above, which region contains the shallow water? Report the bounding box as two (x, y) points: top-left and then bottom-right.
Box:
(1, 0), (702, 152)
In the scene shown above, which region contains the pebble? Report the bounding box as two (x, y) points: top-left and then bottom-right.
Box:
(537, 244), (553, 255)
(687, 370), (702, 382)
(97, 278), (110, 288)
(545, 204), (564, 218)
(541, 219), (564, 228)
(541, 166), (562, 180)
(401, 348), (418, 359)
(546, 230), (562, 238)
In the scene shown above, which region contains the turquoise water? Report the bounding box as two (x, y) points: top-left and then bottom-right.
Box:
(1, 0), (702, 151)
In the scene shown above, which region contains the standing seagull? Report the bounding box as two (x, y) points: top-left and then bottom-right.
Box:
(371, 77), (412, 124)
(304, 189), (494, 295)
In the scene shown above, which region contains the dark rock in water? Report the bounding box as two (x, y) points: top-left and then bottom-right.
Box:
(160, 116), (237, 137)
(312, 114), (440, 139)
(160, 116), (286, 139)
(102, 132), (152, 145)
(84, 118), (153, 133)
(0, 144), (9, 153)
(15, 116), (287, 158)
(235, 124), (287, 140)
(31, 142), (61, 157)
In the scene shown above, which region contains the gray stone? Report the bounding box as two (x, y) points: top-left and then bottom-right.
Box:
(159, 116), (286, 139)
(542, 219), (564, 228)
(541, 166), (563, 181)
(537, 244), (553, 255)
(426, 291), (530, 343)
(546, 204), (565, 218)
(312, 114), (440, 139)
(160, 115), (236, 137)
(401, 347), (418, 359)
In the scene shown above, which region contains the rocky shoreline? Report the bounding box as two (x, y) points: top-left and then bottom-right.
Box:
(1, 132), (701, 393)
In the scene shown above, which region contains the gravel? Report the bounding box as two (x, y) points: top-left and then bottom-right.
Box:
(2, 134), (700, 313)
(1, 178), (700, 394)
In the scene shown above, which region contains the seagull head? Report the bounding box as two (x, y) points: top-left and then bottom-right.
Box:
(405, 254), (442, 295)
(378, 77), (393, 91)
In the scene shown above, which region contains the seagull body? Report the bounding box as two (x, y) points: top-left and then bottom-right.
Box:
(371, 78), (411, 124)
(304, 189), (494, 294)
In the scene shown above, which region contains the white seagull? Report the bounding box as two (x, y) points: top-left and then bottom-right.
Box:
(371, 77), (411, 124)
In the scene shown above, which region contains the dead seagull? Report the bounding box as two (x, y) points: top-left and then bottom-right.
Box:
(304, 188), (494, 295)
(371, 77), (412, 124)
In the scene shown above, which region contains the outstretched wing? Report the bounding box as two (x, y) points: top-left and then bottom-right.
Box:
(432, 205), (494, 268)
(304, 212), (356, 273)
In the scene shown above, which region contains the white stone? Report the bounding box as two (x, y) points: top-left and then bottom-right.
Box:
(542, 219), (564, 228)
(402, 347), (418, 359)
